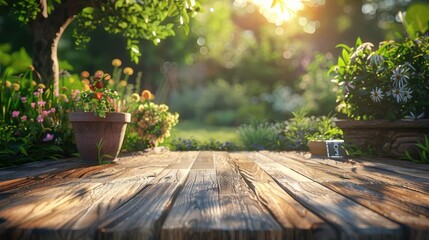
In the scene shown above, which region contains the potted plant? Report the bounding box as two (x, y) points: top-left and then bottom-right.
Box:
(306, 115), (343, 156)
(69, 70), (131, 164)
(330, 34), (429, 158)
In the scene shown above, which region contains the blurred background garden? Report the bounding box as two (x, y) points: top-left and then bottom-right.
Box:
(1, 0), (428, 165)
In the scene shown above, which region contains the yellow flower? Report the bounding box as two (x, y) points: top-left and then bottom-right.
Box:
(103, 73), (111, 80)
(141, 90), (152, 100)
(123, 67), (134, 76)
(81, 71), (90, 79)
(4, 80), (11, 88)
(83, 84), (90, 91)
(108, 79), (115, 86)
(12, 83), (20, 91)
(32, 81), (37, 87)
(69, 77), (75, 83)
(119, 80), (127, 87)
(82, 79), (90, 86)
(112, 59), (122, 67)
(37, 83), (46, 89)
(138, 104), (145, 112)
(131, 93), (140, 102)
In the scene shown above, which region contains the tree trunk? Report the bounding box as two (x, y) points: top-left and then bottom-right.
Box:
(29, 0), (89, 95)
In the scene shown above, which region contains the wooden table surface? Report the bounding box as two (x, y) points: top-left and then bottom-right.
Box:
(0, 150), (428, 240)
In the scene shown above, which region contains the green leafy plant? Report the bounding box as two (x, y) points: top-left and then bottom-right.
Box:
(74, 70), (120, 118)
(404, 135), (429, 163)
(96, 139), (113, 165)
(305, 114), (343, 141)
(170, 137), (239, 151)
(238, 120), (281, 151)
(330, 34), (429, 120)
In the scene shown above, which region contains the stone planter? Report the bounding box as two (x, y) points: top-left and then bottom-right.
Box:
(69, 112), (131, 164)
(335, 119), (429, 158)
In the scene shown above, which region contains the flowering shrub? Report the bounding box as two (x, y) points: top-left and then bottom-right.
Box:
(330, 35), (429, 120)
(75, 70), (120, 118)
(126, 90), (179, 148)
(0, 68), (80, 165)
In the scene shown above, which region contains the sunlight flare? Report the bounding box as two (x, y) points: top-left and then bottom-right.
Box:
(248, 0), (304, 25)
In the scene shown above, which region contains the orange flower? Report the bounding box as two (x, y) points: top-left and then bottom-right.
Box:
(95, 92), (103, 100)
(112, 59), (122, 67)
(81, 71), (90, 79)
(123, 67), (134, 76)
(142, 90), (152, 100)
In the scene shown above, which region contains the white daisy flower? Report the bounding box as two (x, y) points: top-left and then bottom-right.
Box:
(390, 88), (405, 103)
(401, 87), (413, 102)
(370, 87), (384, 102)
(339, 80), (355, 93)
(391, 65), (410, 88)
(367, 53), (384, 66)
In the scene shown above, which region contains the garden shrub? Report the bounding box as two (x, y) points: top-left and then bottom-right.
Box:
(238, 120), (282, 151)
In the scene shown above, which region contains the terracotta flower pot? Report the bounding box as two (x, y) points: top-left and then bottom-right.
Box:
(335, 119), (429, 158)
(307, 140), (327, 156)
(69, 112), (131, 164)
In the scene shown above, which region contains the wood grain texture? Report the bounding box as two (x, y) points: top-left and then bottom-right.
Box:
(97, 152), (199, 240)
(246, 152), (403, 240)
(0, 152), (178, 240)
(229, 152), (336, 240)
(260, 151), (429, 239)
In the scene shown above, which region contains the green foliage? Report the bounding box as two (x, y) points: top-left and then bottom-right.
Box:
(278, 110), (319, 150)
(404, 135), (429, 164)
(305, 114), (343, 141)
(298, 52), (337, 116)
(331, 34), (429, 120)
(401, 3), (429, 38)
(170, 137), (239, 151)
(238, 121), (281, 151)
(0, 67), (80, 166)
(72, 0), (201, 63)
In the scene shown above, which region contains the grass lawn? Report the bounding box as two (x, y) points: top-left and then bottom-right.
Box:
(163, 120), (241, 146)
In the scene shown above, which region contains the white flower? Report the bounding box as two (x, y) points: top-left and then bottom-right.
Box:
(339, 80), (355, 93)
(401, 87), (413, 102)
(404, 112), (425, 120)
(367, 53), (384, 66)
(390, 87), (405, 103)
(391, 65), (410, 88)
(370, 87), (384, 102)
(350, 42), (374, 62)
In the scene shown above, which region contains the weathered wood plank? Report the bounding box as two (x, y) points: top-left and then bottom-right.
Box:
(279, 151), (429, 194)
(97, 151), (199, 240)
(246, 152), (403, 240)
(229, 152), (336, 240)
(325, 182), (429, 239)
(260, 151), (429, 239)
(213, 152), (283, 239)
(0, 152), (179, 240)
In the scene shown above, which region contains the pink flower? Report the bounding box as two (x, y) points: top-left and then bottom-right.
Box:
(33, 92), (39, 97)
(21, 97), (27, 102)
(12, 111), (20, 118)
(43, 133), (54, 142)
(37, 115), (44, 123)
(42, 110), (49, 116)
(50, 107), (56, 113)
(38, 101), (46, 107)
(21, 115), (28, 121)
(31, 102), (36, 108)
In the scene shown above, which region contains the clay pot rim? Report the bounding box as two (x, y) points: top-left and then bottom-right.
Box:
(335, 119), (429, 129)
(68, 112), (131, 123)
